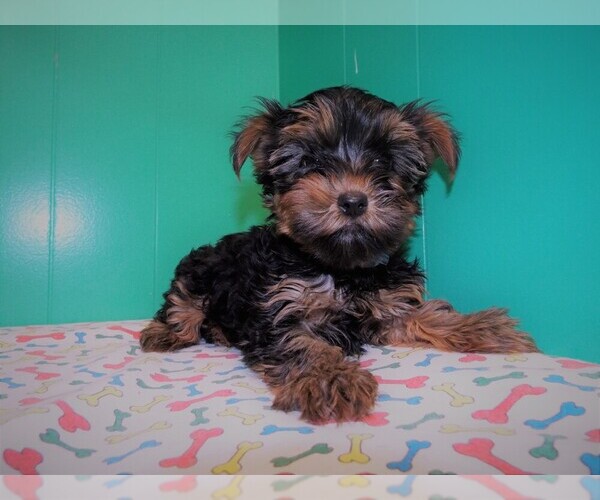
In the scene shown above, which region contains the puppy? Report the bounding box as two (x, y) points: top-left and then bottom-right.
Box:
(140, 86), (538, 424)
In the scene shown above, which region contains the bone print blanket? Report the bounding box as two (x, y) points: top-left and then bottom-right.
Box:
(1, 320), (598, 475)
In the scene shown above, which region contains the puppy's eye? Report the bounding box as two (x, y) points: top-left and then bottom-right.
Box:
(311, 158), (328, 174)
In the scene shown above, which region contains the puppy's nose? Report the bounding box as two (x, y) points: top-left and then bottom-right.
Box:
(337, 191), (368, 218)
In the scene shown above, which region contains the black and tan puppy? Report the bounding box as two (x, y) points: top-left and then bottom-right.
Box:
(141, 86), (538, 423)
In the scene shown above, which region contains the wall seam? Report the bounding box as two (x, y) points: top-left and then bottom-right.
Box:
(152, 26), (162, 311)
(415, 3), (429, 291)
(46, 26), (59, 323)
(274, 23), (281, 102)
(342, 1), (347, 83)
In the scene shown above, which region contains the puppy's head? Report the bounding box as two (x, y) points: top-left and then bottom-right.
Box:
(231, 86), (460, 269)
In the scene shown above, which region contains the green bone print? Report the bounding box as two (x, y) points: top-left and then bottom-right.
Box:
(106, 409), (131, 432)
(473, 371), (526, 386)
(271, 443), (333, 467)
(271, 475), (316, 492)
(190, 407), (210, 425)
(529, 434), (566, 460)
(40, 428), (96, 458)
(396, 412), (445, 430)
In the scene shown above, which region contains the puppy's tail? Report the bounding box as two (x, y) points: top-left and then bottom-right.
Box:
(140, 280), (206, 352)
(401, 300), (539, 353)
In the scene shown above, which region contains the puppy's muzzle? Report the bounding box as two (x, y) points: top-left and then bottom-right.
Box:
(337, 191), (368, 218)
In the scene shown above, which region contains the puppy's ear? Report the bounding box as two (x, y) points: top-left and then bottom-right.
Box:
(230, 98), (283, 178)
(402, 102), (461, 181)
(421, 111), (461, 180)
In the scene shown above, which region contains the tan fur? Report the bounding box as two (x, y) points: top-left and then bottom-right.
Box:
(140, 280), (205, 352)
(383, 110), (420, 144)
(205, 324), (231, 347)
(283, 95), (337, 139)
(266, 274), (536, 354)
(267, 273), (539, 354)
(266, 274), (344, 326)
(165, 282), (205, 341)
(232, 114), (271, 175)
(275, 174), (375, 237)
(275, 172), (417, 244)
(139, 320), (180, 352)
(283, 96), (420, 151)
(381, 299), (538, 353)
(255, 331), (378, 424)
(353, 283), (425, 323)
(421, 112), (459, 177)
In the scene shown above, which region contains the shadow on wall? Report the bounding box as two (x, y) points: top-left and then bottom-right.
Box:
(235, 178), (269, 227)
(431, 158), (456, 196)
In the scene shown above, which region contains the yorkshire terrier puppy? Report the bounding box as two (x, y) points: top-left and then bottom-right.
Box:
(140, 86), (538, 423)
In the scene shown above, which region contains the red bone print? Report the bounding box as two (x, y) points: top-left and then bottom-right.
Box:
(151, 373), (206, 383)
(103, 356), (135, 370)
(55, 400), (90, 433)
(454, 439), (535, 475)
(19, 397), (44, 406)
(167, 390), (235, 412)
(15, 367), (60, 381)
(328, 411), (390, 426)
(472, 384), (546, 424)
(373, 375), (428, 388)
(555, 359), (597, 369)
(459, 354), (487, 363)
(586, 429), (600, 442)
(25, 350), (64, 361)
(464, 475), (532, 500)
(362, 412), (389, 426)
(3, 476), (44, 500)
(108, 325), (141, 340)
(359, 359), (377, 368)
(159, 428), (223, 468)
(3, 447), (43, 474)
(159, 475), (198, 492)
(16, 332), (65, 343)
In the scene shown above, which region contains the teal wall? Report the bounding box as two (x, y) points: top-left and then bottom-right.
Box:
(418, 27), (599, 362)
(1, 26), (598, 361)
(0, 26), (277, 326)
(279, 25), (599, 361)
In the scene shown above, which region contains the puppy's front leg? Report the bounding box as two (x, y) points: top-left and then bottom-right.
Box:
(252, 328), (378, 424)
(382, 299), (538, 353)
(140, 280), (205, 352)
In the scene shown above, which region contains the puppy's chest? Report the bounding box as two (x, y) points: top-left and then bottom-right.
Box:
(264, 273), (422, 329)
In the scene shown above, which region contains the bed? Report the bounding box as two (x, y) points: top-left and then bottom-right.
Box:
(1, 320), (598, 477)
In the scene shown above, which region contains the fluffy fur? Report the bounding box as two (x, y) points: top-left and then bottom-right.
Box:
(140, 86), (538, 424)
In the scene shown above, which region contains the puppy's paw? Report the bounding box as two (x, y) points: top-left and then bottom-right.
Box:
(466, 308), (540, 354)
(272, 363), (378, 424)
(402, 302), (540, 354)
(140, 320), (185, 352)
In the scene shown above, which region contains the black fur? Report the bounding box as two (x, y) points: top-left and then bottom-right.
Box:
(156, 225), (423, 362)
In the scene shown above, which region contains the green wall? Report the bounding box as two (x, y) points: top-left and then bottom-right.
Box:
(0, 26), (277, 325)
(279, 25), (599, 361)
(1, 25), (598, 361)
(419, 27), (599, 362)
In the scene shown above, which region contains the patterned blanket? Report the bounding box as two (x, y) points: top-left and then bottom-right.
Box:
(1, 474), (598, 499)
(1, 320), (598, 475)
